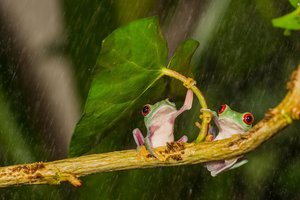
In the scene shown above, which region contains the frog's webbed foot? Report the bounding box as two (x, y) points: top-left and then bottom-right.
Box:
(206, 157), (247, 177)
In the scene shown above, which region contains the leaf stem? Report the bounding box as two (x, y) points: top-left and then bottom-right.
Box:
(161, 67), (210, 142)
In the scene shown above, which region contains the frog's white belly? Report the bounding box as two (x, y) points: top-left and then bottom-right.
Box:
(215, 125), (246, 140)
(150, 122), (174, 148)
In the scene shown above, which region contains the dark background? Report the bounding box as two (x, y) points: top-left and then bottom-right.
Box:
(0, 0), (299, 199)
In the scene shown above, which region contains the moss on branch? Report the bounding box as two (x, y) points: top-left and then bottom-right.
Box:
(0, 65), (300, 188)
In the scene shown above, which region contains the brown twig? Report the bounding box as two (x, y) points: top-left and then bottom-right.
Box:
(0, 65), (299, 188)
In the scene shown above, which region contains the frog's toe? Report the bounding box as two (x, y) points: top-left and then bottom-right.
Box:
(205, 134), (214, 141)
(177, 135), (188, 143)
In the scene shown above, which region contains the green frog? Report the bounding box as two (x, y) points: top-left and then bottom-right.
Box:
(133, 89), (193, 158)
(203, 104), (254, 176)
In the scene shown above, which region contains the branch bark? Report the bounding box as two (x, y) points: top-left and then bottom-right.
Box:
(0, 65), (300, 188)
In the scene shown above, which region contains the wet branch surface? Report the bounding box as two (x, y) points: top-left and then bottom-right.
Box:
(0, 65), (300, 188)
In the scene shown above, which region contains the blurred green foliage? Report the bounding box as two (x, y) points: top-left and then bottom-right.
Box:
(289, 0), (300, 8)
(0, 0), (299, 199)
(272, 0), (300, 35)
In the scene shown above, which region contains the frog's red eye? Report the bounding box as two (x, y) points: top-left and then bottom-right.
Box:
(243, 113), (254, 125)
(141, 105), (150, 116)
(218, 104), (227, 114)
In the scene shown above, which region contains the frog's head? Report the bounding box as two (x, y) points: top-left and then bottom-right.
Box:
(141, 99), (177, 127)
(218, 104), (254, 132)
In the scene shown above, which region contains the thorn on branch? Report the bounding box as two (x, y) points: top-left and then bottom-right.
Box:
(265, 109), (276, 119)
(286, 69), (298, 90)
(64, 174), (82, 187)
(291, 107), (300, 120)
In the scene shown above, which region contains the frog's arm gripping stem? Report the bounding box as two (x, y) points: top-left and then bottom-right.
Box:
(172, 89), (193, 119)
(201, 109), (221, 130)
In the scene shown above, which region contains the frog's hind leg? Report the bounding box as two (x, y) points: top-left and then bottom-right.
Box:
(208, 157), (247, 177)
(229, 159), (248, 170)
(209, 159), (238, 177)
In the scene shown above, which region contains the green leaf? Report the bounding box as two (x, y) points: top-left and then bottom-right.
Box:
(69, 17), (168, 156)
(289, 0), (300, 8)
(272, 7), (300, 30)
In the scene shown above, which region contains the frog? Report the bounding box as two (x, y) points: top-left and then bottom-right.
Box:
(133, 89), (193, 159)
(202, 104), (254, 176)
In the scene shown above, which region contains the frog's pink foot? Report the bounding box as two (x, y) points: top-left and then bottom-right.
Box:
(177, 135), (188, 143)
(205, 158), (247, 177)
(133, 128), (144, 146)
(205, 159), (237, 177)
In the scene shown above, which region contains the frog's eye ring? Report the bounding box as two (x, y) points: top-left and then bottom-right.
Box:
(218, 104), (227, 114)
(141, 104), (151, 116)
(243, 113), (254, 125)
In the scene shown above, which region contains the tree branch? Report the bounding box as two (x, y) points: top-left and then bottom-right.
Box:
(0, 65), (300, 188)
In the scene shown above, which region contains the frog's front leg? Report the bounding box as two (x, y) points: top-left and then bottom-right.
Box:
(172, 89), (193, 119)
(201, 108), (221, 130)
(169, 89), (193, 143)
